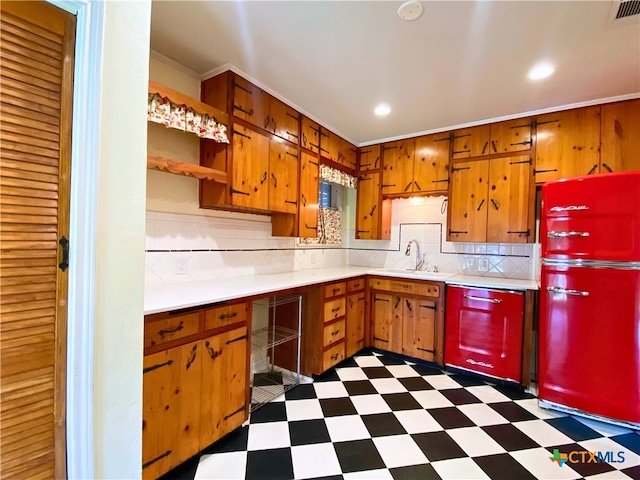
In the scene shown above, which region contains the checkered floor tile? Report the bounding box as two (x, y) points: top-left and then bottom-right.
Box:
(161, 350), (640, 480)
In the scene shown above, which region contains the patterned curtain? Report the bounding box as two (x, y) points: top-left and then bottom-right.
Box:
(299, 207), (342, 245)
(320, 164), (357, 189)
(147, 93), (229, 143)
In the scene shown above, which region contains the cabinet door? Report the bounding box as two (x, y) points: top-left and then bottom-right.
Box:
(600, 99), (640, 174)
(355, 172), (380, 239)
(448, 160), (489, 242)
(298, 151), (319, 238)
(142, 341), (201, 480)
(271, 98), (300, 144)
(341, 138), (358, 170)
(535, 106), (601, 183)
(231, 74), (269, 129)
(413, 133), (450, 193)
(320, 127), (341, 164)
(200, 327), (248, 449)
(346, 293), (366, 357)
(402, 298), (436, 362)
(381, 139), (415, 195)
(490, 118), (533, 154)
(301, 116), (320, 154)
(359, 145), (381, 171)
(372, 293), (402, 353)
(230, 125), (270, 209)
(452, 125), (491, 159)
(487, 156), (532, 243)
(269, 141), (298, 214)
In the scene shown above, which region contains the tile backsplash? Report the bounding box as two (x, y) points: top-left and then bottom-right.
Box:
(145, 196), (540, 286)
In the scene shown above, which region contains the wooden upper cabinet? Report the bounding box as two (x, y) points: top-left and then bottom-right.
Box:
(230, 125), (270, 209)
(359, 145), (381, 171)
(448, 160), (489, 242)
(270, 98), (300, 144)
(301, 116), (320, 154)
(356, 172), (381, 239)
(413, 133), (451, 193)
(340, 138), (358, 170)
(600, 99), (640, 174)
(320, 127), (341, 163)
(382, 139), (415, 195)
(487, 155), (532, 243)
(231, 74), (270, 129)
(299, 151), (319, 238)
(269, 142), (298, 214)
(490, 118), (533, 154)
(535, 106), (601, 183)
(452, 125), (491, 159)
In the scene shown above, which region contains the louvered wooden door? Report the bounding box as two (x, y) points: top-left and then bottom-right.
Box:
(0, 2), (75, 479)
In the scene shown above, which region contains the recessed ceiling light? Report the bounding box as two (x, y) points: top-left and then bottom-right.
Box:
(528, 62), (555, 80)
(397, 0), (424, 21)
(374, 103), (391, 116)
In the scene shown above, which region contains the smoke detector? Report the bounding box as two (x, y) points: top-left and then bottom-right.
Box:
(397, 0), (424, 21)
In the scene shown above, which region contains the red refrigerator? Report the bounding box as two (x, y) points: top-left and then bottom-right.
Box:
(539, 170), (640, 428)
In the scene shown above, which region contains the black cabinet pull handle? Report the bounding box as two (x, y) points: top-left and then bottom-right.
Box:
(58, 236), (69, 272)
(232, 129), (251, 140)
(414, 181), (422, 190)
(185, 344), (197, 370)
(301, 193), (307, 206)
(219, 312), (238, 320)
(348, 298), (354, 308)
(224, 404), (246, 421)
(449, 229), (468, 234)
(374, 296), (389, 302)
(260, 172), (268, 184)
(233, 104), (253, 116)
(369, 205), (377, 216)
(332, 288), (340, 294)
(230, 187), (250, 196)
(404, 182), (412, 192)
(356, 230), (370, 234)
(373, 336), (389, 343)
(331, 353), (340, 360)
(271, 117), (277, 132)
(405, 299), (413, 312)
(302, 132), (307, 145)
(205, 340), (220, 360)
(510, 158), (532, 165)
(490, 198), (499, 210)
(233, 81), (252, 94)
(331, 307), (340, 313)
(271, 173), (278, 187)
(481, 141), (488, 155)
(477, 199), (485, 211)
(143, 359), (174, 374)
(306, 224), (317, 230)
(394, 297), (402, 309)
(451, 165), (470, 172)
(285, 200), (297, 205)
(226, 334), (248, 345)
(432, 179), (449, 183)
(511, 140), (533, 147)
(331, 330), (340, 336)
(533, 168), (558, 175)
(142, 450), (172, 470)
(264, 115), (271, 129)
(491, 140), (498, 153)
(420, 304), (436, 310)
(287, 112), (299, 121)
(158, 321), (183, 337)
(286, 151), (298, 158)
(587, 164), (598, 175)
(602, 163), (613, 173)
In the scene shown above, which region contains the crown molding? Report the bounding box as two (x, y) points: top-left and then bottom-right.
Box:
(149, 50), (201, 80)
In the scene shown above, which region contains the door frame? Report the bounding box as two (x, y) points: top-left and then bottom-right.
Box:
(47, 1), (104, 478)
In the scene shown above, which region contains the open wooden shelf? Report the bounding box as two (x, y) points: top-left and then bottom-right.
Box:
(147, 155), (227, 183)
(149, 80), (229, 126)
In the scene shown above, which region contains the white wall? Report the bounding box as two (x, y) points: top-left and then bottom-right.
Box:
(93, 2), (150, 478)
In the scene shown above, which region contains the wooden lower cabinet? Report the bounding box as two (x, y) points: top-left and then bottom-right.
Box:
(346, 291), (366, 357)
(369, 278), (444, 365)
(143, 341), (202, 480)
(143, 307), (248, 480)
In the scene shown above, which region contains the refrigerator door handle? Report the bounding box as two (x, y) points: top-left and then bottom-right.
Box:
(547, 231), (590, 238)
(464, 295), (502, 304)
(547, 286), (590, 297)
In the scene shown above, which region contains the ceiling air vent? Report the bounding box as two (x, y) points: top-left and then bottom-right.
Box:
(609, 0), (640, 23)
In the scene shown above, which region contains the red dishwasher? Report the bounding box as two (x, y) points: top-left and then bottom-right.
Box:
(445, 285), (525, 383)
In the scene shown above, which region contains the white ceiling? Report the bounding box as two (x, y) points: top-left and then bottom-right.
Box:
(150, 1), (640, 146)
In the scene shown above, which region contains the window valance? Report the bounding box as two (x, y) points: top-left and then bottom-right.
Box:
(320, 164), (357, 189)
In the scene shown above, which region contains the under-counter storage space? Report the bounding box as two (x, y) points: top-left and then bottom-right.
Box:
(369, 277), (445, 365)
(444, 285), (534, 387)
(142, 302), (249, 480)
(302, 277), (366, 376)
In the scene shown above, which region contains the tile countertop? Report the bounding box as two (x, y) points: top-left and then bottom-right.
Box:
(145, 266), (539, 315)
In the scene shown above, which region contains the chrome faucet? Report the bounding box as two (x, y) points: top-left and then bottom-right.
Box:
(405, 239), (424, 270)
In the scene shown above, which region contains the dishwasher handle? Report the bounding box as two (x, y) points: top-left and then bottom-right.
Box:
(547, 286), (589, 297)
(464, 295), (502, 304)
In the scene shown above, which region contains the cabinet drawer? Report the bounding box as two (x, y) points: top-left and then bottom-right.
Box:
(347, 278), (365, 292)
(369, 277), (440, 297)
(144, 312), (200, 349)
(324, 281), (346, 299)
(323, 341), (345, 371)
(324, 297), (346, 322)
(323, 319), (345, 347)
(204, 302), (249, 331)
